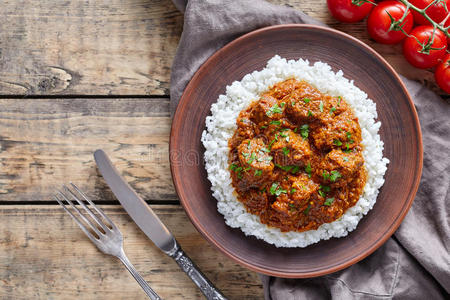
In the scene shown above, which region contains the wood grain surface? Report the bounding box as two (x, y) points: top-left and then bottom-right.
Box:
(0, 0), (446, 96)
(0, 98), (175, 202)
(0, 205), (263, 299)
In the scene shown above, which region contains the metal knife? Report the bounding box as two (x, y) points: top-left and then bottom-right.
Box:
(94, 149), (227, 300)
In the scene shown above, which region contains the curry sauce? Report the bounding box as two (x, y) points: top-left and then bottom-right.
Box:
(228, 79), (367, 232)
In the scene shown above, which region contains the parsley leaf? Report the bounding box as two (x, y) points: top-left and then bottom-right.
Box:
(330, 170), (342, 182)
(254, 169), (262, 176)
(290, 188), (297, 194)
(300, 124), (309, 139)
(304, 204), (311, 215)
(282, 147), (290, 156)
(305, 162), (312, 178)
(303, 98), (311, 103)
(308, 110), (313, 117)
(319, 101), (324, 112)
(333, 139), (342, 146)
(324, 198), (334, 206)
(330, 107), (336, 115)
(270, 120), (281, 125)
(266, 103), (282, 116)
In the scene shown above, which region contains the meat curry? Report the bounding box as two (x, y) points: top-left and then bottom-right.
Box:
(228, 79), (367, 232)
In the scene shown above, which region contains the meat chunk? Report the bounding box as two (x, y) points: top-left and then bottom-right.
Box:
(265, 78), (305, 100)
(233, 137), (274, 189)
(270, 174), (319, 216)
(250, 94), (284, 123)
(240, 189), (269, 215)
(310, 110), (362, 151)
(316, 149), (364, 187)
(270, 129), (312, 167)
(285, 87), (325, 124)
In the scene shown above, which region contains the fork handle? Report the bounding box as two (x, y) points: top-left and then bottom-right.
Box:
(118, 251), (162, 300)
(170, 246), (227, 300)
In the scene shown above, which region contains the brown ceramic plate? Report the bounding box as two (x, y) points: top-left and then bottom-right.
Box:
(170, 24), (422, 277)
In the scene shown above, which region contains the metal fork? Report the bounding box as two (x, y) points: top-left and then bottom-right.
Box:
(55, 183), (162, 300)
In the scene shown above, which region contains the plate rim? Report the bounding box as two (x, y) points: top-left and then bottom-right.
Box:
(170, 24), (423, 277)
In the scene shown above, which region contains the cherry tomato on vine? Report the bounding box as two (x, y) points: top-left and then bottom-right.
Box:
(435, 54), (450, 93)
(367, 1), (414, 44)
(403, 26), (448, 68)
(409, 0), (450, 25)
(327, 0), (375, 23)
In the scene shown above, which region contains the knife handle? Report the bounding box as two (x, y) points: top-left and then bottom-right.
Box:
(169, 244), (228, 300)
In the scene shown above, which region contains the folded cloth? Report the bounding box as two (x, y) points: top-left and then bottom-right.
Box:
(170, 1), (450, 299)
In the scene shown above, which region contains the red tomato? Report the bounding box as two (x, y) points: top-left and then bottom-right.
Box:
(435, 54), (450, 93)
(403, 26), (448, 68)
(367, 1), (414, 44)
(327, 0), (375, 23)
(409, 0), (450, 25)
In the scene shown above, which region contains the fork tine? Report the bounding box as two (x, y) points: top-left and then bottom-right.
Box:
(55, 195), (100, 245)
(57, 189), (103, 237)
(64, 184), (110, 232)
(70, 182), (118, 231)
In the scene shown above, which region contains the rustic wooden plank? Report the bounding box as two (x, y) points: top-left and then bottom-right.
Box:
(0, 0), (182, 95)
(0, 205), (263, 299)
(0, 98), (176, 202)
(0, 0), (447, 97)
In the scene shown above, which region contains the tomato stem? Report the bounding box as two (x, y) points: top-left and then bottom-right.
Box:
(396, 0), (450, 39)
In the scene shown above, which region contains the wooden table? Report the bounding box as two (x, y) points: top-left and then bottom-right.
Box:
(0, 1), (447, 299)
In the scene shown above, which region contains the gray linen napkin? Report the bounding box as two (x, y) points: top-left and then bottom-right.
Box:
(170, 1), (450, 299)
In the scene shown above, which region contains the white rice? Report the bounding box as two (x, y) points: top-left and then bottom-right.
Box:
(201, 55), (389, 248)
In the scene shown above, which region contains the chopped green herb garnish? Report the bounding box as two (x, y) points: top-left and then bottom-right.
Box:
(260, 125), (267, 129)
(242, 152), (250, 158)
(330, 170), (342, 182)
(270, 120), (281, 125)
(300, 124), (309, 140)
(320, 185), (331, 193)
(254, 169), (262, 176)
(308, 110), (313, 117)
(229, 163), (238, 171)
(289, 203), (296, 208)
(304, 204), (311, 215)
(269, 182), (287, 196)
(243, 166), (251, 172)
(247, 140), (251, 149)
(266, 103), (282, 116)
(241, 118), (246, 123)
(247, 152), (256, 164)
(291, 101), (296, 106)
(319, 101), (324, 112)
(265, 156), (273, 162)
(294, 127), (298, 133)
(270, 183), (278, 195)
(344, 143), (351, 152)
(303, 98), (311, 103)
(290, 188), (297, 194)
(280, 102), (286, 108)
(346, 132), (352, 139)
(322, 171), (330, 181)
(282, 147), (290, 156)
(261, 147), (270, 153)
(291, 165), (300, 174)
(330, 107), (337, 114)
(333, 139), (342, 146)
(337, 96), (341, 107)
(343, 157), (349, 162)
(305, 162), (312, 178)
(324, 198), (334, 206)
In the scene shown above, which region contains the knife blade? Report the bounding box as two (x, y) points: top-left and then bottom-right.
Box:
(94, 149), (176, 253)
(93, 149), (227, 300)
